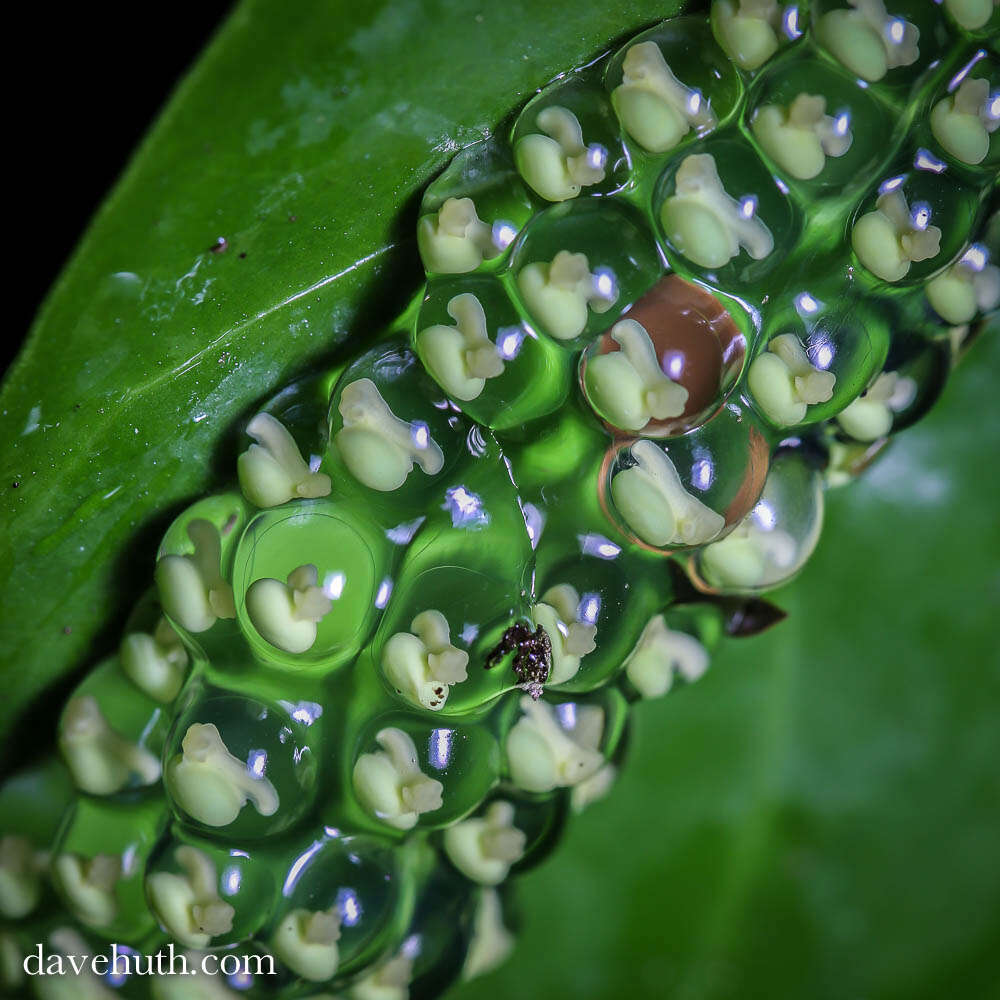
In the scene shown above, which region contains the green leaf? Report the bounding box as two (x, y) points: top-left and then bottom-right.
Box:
(0, 0), (683, 743)
(451, 327), (1000, 1000)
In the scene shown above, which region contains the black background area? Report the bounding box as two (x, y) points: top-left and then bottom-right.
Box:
(7, 3), (234, 375)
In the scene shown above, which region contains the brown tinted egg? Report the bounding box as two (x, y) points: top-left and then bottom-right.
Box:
(581, 275), (747, 438)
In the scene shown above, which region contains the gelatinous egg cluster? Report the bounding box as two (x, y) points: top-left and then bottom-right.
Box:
(2, 3), (997, 999)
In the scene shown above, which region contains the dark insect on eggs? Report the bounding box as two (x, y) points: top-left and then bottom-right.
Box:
(484, 621), (553, 700)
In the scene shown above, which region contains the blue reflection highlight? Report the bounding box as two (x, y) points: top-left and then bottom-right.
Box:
(691, 458), (715, 491)
(663, 350), (685, 380)
(810, 338), (835, 370)
(879, 174), (905, 195)
(443, 485), (489, 528)
(948, 50), (986, 92)
(121, 843), (137, 876)
(466, 425), (489, 456)
(578, 592), (602, 626)
(914, 148), (947, 174)
(884, 17), (906, 44)
(794, 291), (821, 316)
(752, 500), (777, 531)
(222, 865), (242, 896)
(428, 728), (454, 770)
(375, 577), (393, 609)
(578, 533), (621, 560)
(283, 839), (325, 897)
(323, 570), (346, 600)
(987, 91), (1000, 124)
(228, 970), (254, 991)
(410, 421), (431, 451)
(492, 220), (517, 250)
(279, 700), (323, 725)
(337, 887), (364, 927)
(556, 702), (577, 729)
(909, 201), (932, 231)
(586, 144), (609, 172)
(386, 516), (425, 544)
(498, 326), (526, 360)
(962, 244), (988, 271)
(592, 267), (618, 304)
(738, 195), (759, 220)
(247, 749), (267, 778)
(520, 501), (545, 549)
(782, 5), (801, 38)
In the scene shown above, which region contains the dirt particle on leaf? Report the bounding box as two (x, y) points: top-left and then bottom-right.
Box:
(209, 237), (229, 254)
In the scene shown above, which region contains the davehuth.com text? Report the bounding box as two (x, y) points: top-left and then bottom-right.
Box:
(23, 942), (275, 979)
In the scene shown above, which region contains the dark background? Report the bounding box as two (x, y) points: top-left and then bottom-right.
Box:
(10, 4), (233, 370)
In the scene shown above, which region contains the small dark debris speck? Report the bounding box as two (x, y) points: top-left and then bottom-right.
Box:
(485, 621), (552, 700)
(209, 237), (229, 254)
(239, 252), (247, 259)
(62, 626), (72, 635)
(11, 481), (19, 488)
